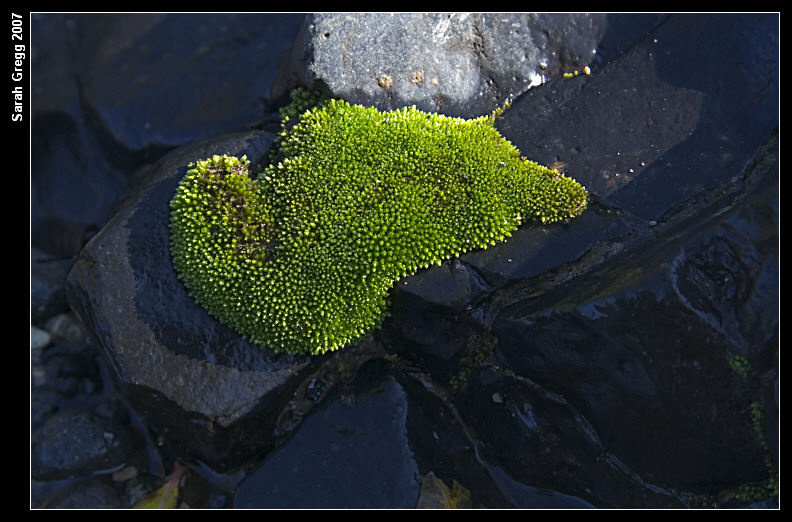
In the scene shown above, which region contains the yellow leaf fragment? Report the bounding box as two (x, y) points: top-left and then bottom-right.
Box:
(133, 462), (186, 509)
(416, 471), (473, 509)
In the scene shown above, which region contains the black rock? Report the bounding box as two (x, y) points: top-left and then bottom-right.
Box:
(31, 13), (305, 251)
(65, 131), (320, 470)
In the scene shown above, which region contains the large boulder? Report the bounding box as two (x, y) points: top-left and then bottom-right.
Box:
(269, 13), (607, 117)
(65, 131), (314, 470)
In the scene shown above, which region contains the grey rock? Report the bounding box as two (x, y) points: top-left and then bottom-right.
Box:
(270, 13), (606, 117)
(31, 325), (51, 350)
(31, 410), (132, 481)
(43, 313), (85, 344)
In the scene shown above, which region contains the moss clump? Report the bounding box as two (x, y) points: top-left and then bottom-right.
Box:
(728, 355), (751, 376)
(170, 97), (588, 355)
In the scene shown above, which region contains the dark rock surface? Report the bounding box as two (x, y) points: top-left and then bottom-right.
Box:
(31, 13), (778, 509)
(31, 408), (133, 481)
(65, 131), (323, 470)
(31, 13), (305, 250)
(235, 365), (422, 509)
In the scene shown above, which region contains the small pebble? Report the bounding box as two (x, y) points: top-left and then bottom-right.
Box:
(45, 313), (85, 343)
(31, 366), (48, 388)
(113, 465), (138, 482)
(31, 325), (52, 350)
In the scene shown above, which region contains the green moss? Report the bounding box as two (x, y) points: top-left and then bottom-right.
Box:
(749, 402), (766, 445)
(737, 475), (778, 502)
(728, 355), (751, 376)
(170, 96), (588, 355)
(732, 402), (778, 503)
(278, 87), (331, 122)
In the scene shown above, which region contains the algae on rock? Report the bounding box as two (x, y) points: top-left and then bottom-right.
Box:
(170, 94), (588, 355)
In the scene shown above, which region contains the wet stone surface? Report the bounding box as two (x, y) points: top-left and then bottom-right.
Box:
(31, 409), (133, 482)
(31, 13), (778, 508)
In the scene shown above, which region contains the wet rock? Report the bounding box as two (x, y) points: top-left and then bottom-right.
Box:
(38, 476), (124, 509)
(383, 128), (777, 507)
(455, 367), (676, 508)
(31, 409), (133, 481)
(32, 218), (98, 259)
(235, 358), (605, 508)
(31, 13), (305, 152)
(73, 14), (304, 150)
(30, 13), (305, 246)
(40, 345), (102, 400)
(235, 363), (421, 508)
(66, 130), (323, 470)
(270, 13), (606, 118)
(487, 132), (777, 504)
(30, 396), (57, 432)
(31, 247), (73, 324)
(497, 13), (779, 221)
